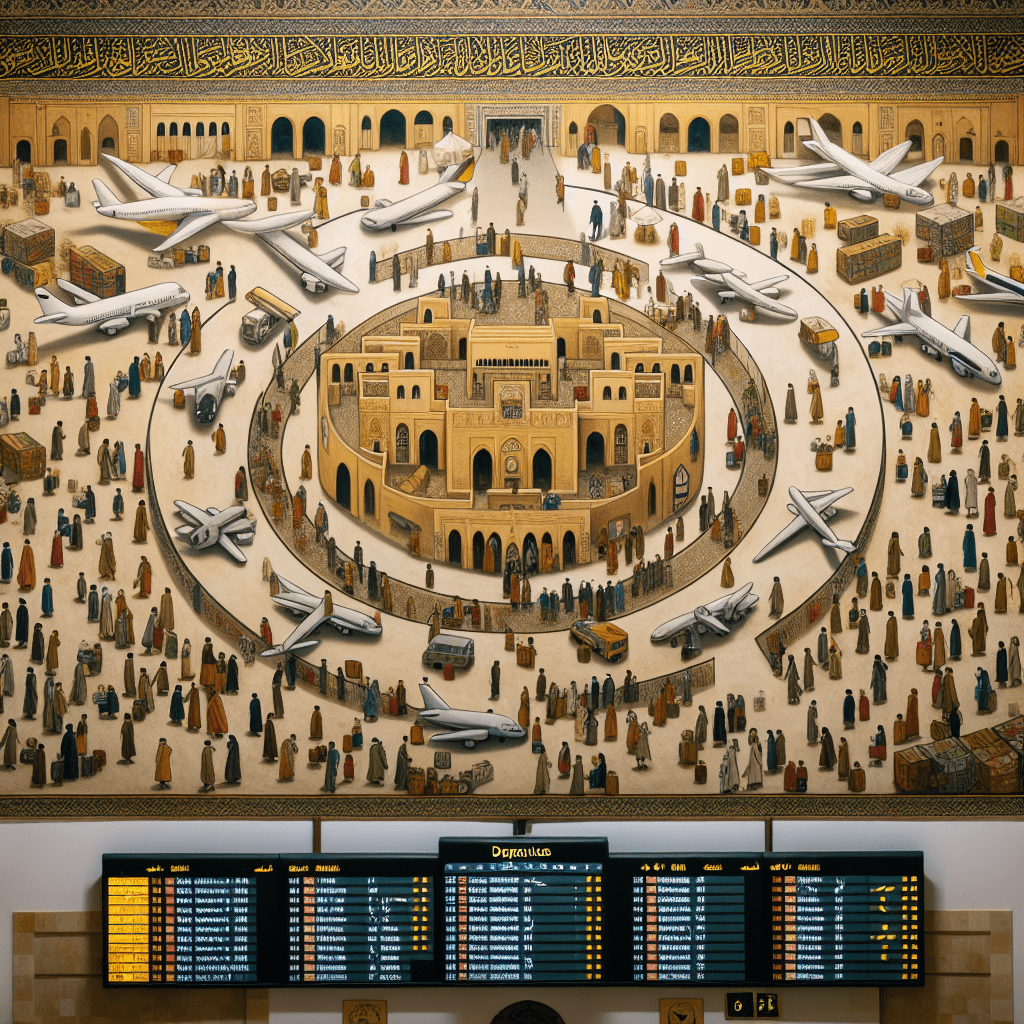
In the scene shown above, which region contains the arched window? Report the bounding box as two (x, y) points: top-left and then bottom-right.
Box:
(611, 352), (620, 370)
(395, 424), (410, 463)
(362, 115), (372, 130)
(397, 385), (405, 399)
(196, 123), (205, 137)
(905, 119), (925, 157)
(648, 481), (657, 515)
(182, 123), (191, 137)
(344, 363), (353, 383)
(331, 365), (341, 383)
(568, 121), (578, 134)
(718, 114), (740, 152)
(614, 424), (628, 464)
(221, 122), (230, 136)
(818, 113), (842, 145)
(156, 123), (166, 137)
(683, 365), (693, 384)
(635, 363), (645, 373)
(652, 363), (661, 373)
(412, 385), (421, 399)
(210, 122), (218, 136)
(380, 363), (389, 373)
(852, 121), (864, 154)
(364, 481), (376, 517)
(169, 122), (178, 136)
(365, 362), (374, 372)
(602, 386), (612, 400)
(618, 387), (627, 400)
(783, 121), (794, 153)
(442, 116), (453, 134)
(671, 364), (680, 384)
(414, 110), (434, 125)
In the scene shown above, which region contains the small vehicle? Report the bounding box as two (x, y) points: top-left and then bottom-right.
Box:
(241, 287), (299, 345)
(422, 633), (475, 671)
(799, 316), (839, 363)
(456, 760), (493, 794)
(570, 619), (629, 663)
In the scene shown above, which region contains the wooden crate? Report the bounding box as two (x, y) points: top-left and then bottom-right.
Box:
(13, 259), (55, 288)
(924, 737), (977, 793)
(893, 744), (932, 792)
(836, 234), (902, 283)
(963, 727), (1019, 793)
(34, 198), (49, 216)
(735, 187), (752, 205)
(915, 203), (975, 257)
(68, 245), (125, 298)
(0, 431), (46, 480)
(837, 215), (879, 244)
(883, 193), (901, 209)
(749, 225), (760, 246)
(731, 158), (745, 176)
(995, 199), (1024, 241)
(993, 716), (1024, 788)
(748, 151), (771, 169)
(674, 160), (687, 176)
(2, 217), (54, 263)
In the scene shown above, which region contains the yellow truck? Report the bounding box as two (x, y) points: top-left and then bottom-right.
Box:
(241, 287), (299, 345)
(570, 619), (629, 663)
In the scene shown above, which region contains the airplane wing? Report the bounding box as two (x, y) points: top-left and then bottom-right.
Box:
(251, 230), (359, 294)
(745, 275), (790, 292)
(398, 209), (456, 226)
(103, 154), (187, 199)
(278, 600), (330, 653)
(153, 212), (224, 252)
(719, 274), (798, 319)
(274, 574), (309, 599)
(867, 140), (914, 174)
(171, 369), (225, 392)
(692, 606), (731, 636)
(765, 162), (842, 182)
(956, 290), (1024, 303)
(57, 280), (100, 305)
(429, 728), (490, 744)
(173, 500), (208, 526)
(752, 514), (808, 562)
(217, 533), (247, 563)
(721, 583), (754, 619)
(862, 321), (916, 337)
(889, 155), (944, 187)
(791, 173), (867, 193)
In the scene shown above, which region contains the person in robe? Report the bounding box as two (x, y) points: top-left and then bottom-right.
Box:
(17, 540), (35, 591)
(970, 603), (989, 654)
(769, 577), (784, 617)
(154, 737), (172, 788)
(366, 736), (387, 784)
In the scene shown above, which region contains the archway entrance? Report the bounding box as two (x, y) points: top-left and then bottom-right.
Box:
(995, 140), (1010, 162)
(532, 448), (552, 491)
(562, 531), (577, 568)
(335, 464), (351, 509)
(98, 115), (119, 156)
(523, 533), (538, 575)
(447, 530), (462, 565)
(818, 113), (842, 145)
(586, 105), (626, 146)
(80, 129), (92, 162)
(586, 432), (605, 469)
(960, 136), (974, 161)
(380, 110), (407, 147)
(418, 430), (438, 469)
(271, 117), (294, 156)
(687, 118), (710, 152)
(473, 531), (485, 570)
(718, 114), (739, 152)
(53, 139), (67, 163)
(487, 532), (502, 573)
(489, 1001), (566, 1024)
(16, 140), (31, 162)
(905, 119), (924, 160)
(302, 117), (326, 155)
(473, 449), (493, 491)
(363, 480), (376, 518)
(648, 481), (657, 516)
(658, 113), (680, 153)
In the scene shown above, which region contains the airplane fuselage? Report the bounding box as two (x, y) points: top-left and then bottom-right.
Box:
(42, 284), (188, 328)
(95, 197), (256, 222)
(360, 181), (465, 231)
(419, 708), (525, 741)
(275, 596), (382, 637)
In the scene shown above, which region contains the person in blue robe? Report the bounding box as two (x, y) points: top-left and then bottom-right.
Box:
(15, 599), (29, 647)
(901, 574), (914, 617)
(769, 229), (778, 259)
(845, 407), (856, 449)
(285, 654), (297, 688)
(179, 308), (191, 347)
(615, 580), (625, 612)
(975, 667), (992, 712)
(226, 655), (239, 694)
(41, 580), (53, 617)
(588, 260), (601, 297)
(843, 689), (856, 726)
(996, 395), (1008, 438)
(83, 486), (96, 522)
(949, 619), (962, 658)
(643, 171), (654, 205)
(103, 688), (119, 718)
(248, 693), (262, 733)
(56, 509), (70, 538)
(711, 202), (721, 231)
(323, 741), (340, 792)
(1, 542), (12, 583)
(588, 752), (607, 789)
(893, 383), (903, 411)
(60, 724), (79, 780)
(766, 730), (777, 772)
(712, 701), (727, 744)
(87, 586), (99, 622)
(9, 390), (19, 418)
(962, 524), (977, 570)
(128, 357), (141, 398)
(602, 674), (615, 708)
(944, 471), (960, 513)
(169, 684), (185, 725)
(690, 427), (700, 458)
(111, 489), (124, 521)
(364, 679), (381, 720)
(115, 443), (126, 477)
(978, 175), (987, 202)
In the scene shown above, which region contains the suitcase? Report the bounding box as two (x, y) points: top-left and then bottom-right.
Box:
(964, 587), (975, 609)
(680, 735), (697, 766)
(407, 767), (425, 795)
(132, 699), (147, 722)
(343, 755), (354, 780)
(442, 663), (455, 680)
(988, 690), (998, 712)
(342, 734), (352, 753)
(410, 723), (424, 744)
(917, 247), (933, 263)
(80, 754), (96, 777)
(93, 749), (106, 768)
(732, 158), (745, 176)
(267, 196), (278, 211)
(605, 771), (619, 794)
(345, 659), (363, 680)
(748, 225), (760, 246)
(163, 631), (178, 660)
(51, 760), (63, 783)
(360, 195), (370, 209)
(434, 750), (451, 769)
(308, 747), (320, 764)
(735, 187), (752, 205)
(577, 645), (591, 663)
(884, 193), (901, 209)
(694, 761), (707, 784)
(931, 719), (951, 740)
(881, 340), (892, 356)
(674, 160), (687, 176)
(848, 766), (866, 792)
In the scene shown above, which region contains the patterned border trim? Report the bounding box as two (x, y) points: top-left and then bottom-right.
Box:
(1, 33), (1022, 82)
(4, 793), (1023, 819)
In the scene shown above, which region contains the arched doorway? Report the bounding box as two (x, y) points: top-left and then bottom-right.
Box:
(16, 139), (31, 162)
(718, 114), (739, 152)
(405, 352), (414, 369)
(610, 352), (620, 370)
(586, 432), (605, 469)
(414, 110), (434, 147)
(418, 430), (438, 469)
(395, 424), (410, 463)
(442, 115), (453, 134)
(523, 533), (539, 575)
(473, 531), (485, 570)
(783, 121), (795, 153)
(80, 129), (92, 162)
(302, 117), (326, 155)
(361, 115), (372, 149)
(852, 121), (864, 154)
(380, 110), (407, 147)
(487, 532), (502, 573)
(557, 337), (566, 359)
(960, 136), (974, 161)
(363, 480), (376, 518)
(562, 531), (576, 568)
(818, 113), (842, 145)
(995, 140), (1010, 162)
(648, 481), (657, 516)
(489, 1001), (566, 1024)
(932, 134), (945, 158)
(532, 448), (552, 491)
(53, 139), (67, 163)
(905, 119), (924, 160)
(335, 464), (351, 509)
(271, 117), (294, 156)
(448, 530), (462, 565)
(614, 424), (628, 464)
(673, 464), (690, 508)
(658, 113), (680, 153)
(587, 105), (626, 146)
(473, 449), (493, 491)
(687, 117), (710, 152)
(98, 115), (119, 156)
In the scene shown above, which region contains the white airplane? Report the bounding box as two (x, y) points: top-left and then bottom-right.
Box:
(33, 280), (189, 335)
(416, 682), (526, 748)
(260, 575), (382, 658)
(959, 246), (1024, 305)
(650, 583), (760, 645)
(361, 148), (475, 232)
(661, 243), (798, 320)
(92, 153), (257, 251)
(170, 349), (236, 424)
(766, 117), (942, 206)
(226, 209), (359, 294)
(173, 502), (255, 563)
(753, 486), (856, 563)
(862, 286), (1000, 384)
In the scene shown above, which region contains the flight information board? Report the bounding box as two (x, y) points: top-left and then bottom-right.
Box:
(614, 855), (761, 984)
(769, 854), (922, 984)
(282, 856), (434, 985)
(103, 855), (277, 986)
(440, 838), (605, 984)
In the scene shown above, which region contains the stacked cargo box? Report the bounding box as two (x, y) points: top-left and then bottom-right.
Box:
(915, 203), (975, 259)
(995, 199), (1024, 242)
(2, 217), (56, 288)
(68, 244), (126, 298)
(835, 213), (901, 283)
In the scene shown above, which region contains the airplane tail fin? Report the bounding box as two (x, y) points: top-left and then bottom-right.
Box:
(33, 288), (70, 323)
(822, 538), (856, 554)
(954, 315), (971, 342)
(418, 682), (451, 711)
(440, 154), (475, 185)
(322, 245), (347, 268)
(92, 179), (119, 210)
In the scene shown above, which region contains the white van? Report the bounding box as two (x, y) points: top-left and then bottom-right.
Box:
(422, 633), (475, 671)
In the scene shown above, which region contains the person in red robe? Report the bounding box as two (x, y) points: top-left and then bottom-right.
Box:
(984, 487), (997, 535)
(905, 687), (920, 738)
(260, 618), (273, 646)
(655, 272), (666, 303)
(859, 690), (870, 720)
(668, 222), (679, 256)
(398, 150), (409, 185)
(692, 187), (705, 222)
(783, 760), (797, 791)
(733, 437), (745, 462)
(132, 444), (145, 492)
(727, 407), (737, 441)
(664, 528), (674, 558)
(50, 531), (63, 568)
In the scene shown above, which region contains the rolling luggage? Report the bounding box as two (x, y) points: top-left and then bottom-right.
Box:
(342, 734), (352, 753)
(964, 587), (975, 609)
(410, 723), (424, 744)
(442, 663), (455, 680)
(132, 699), (146, 722)
(605, 771), (619, 794)
(80, 754), (96, 777)
(694, 760), (707, 784)
(93, 749), (106, 768)
(848, 765), (866, 792)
